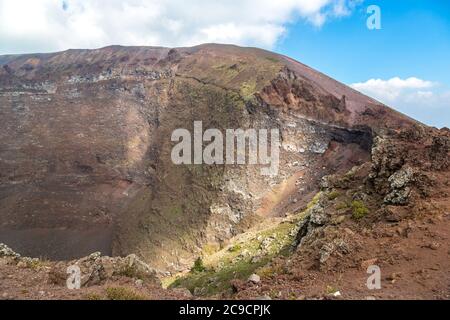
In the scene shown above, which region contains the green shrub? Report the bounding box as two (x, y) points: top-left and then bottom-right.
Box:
(307, 192), (322, 210)
(116, 264), (140, 279)
(327, 191), (340, 201)
(191, 257), (207, 273)
(84, 293), (103, 300)
(265, 56), (279, 63)
(105, 287), (146, 300)
(228, 244), (242, 252)
(326, 285), (339, 294)
(351, 200), (369, 219)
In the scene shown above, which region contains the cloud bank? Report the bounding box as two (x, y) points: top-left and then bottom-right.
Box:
(351, 77), (450, 128)
(0, 0), (361, 54)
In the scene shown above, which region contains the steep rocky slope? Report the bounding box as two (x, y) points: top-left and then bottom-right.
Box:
(180, 126), (449, 299)
(1, 125), (448, 300)
(0, 44), (431, 275)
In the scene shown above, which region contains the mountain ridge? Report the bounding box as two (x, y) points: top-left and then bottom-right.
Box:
(0, 43), (433, 269)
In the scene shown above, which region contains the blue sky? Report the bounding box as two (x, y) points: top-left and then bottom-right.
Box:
(0, 0), (448, 127)
(274, 0), (450, 127)
(277, 0), (450, 85)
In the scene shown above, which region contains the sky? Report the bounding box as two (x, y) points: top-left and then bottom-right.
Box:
(0, 0), (449, 128)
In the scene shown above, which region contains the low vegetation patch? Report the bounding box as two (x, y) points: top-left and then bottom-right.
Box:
(307, 192), (322, 210)
(169, 204), (312, 296)
(326, 285), (339, 295)
(165, 192), (323, 297)
(191, 257), (207, 273)
(228, 244), (242, 253)
(203, 243), (221, 256)
(84, 293), (103, 300)
(265, 56), (279, 63)
(105, 287), (147, 300)
(351, 200), (369, 219)
(327, 190), (340, 201)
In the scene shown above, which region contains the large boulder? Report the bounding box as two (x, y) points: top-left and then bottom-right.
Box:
(0, 243), (20, 259)
(48, 252), (160, 287)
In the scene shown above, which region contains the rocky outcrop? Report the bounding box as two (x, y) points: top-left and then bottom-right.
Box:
(0, 243), (20, 259)
(292, 124), (450, 272)
(383, 165), (414, 205)
(48, 252), (160, 287)
(1, 243), (160, 288)
(369, 128), (449, 207)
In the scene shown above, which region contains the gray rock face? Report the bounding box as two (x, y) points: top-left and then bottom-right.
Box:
(309, 204), (329, 226)
(48, 252), (160, 287)
(389, 166), (414, 190)
(319, 239), (349, 265)
(0, 243), (20, 259)
(248, 274), (261, 283)
(384, 166), (414, 205)
(384, 187), (412, 205)
(309, 195), (330, 226)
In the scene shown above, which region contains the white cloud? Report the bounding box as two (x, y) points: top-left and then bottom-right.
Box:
(0, 0), (361, 54)
(351, 77), (434, 101)
(351, 77), (450, 128)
